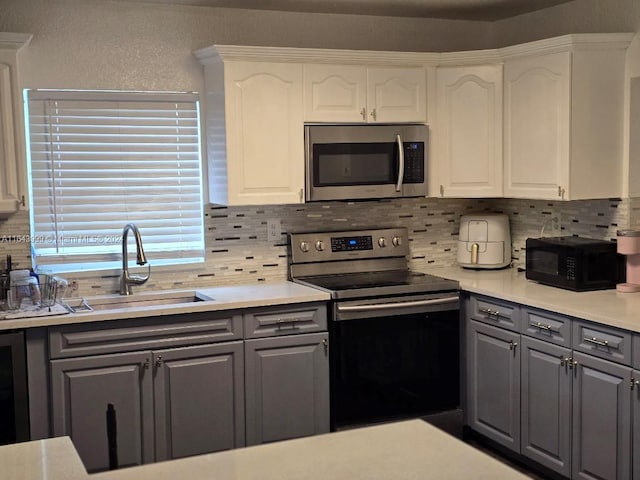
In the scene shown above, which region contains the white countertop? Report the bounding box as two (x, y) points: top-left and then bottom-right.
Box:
(1, 420), (529, 480)
(428, 266), (640, 333)
(0, 282), (330, 331)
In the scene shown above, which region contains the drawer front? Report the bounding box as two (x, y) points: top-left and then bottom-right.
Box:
(244, 303), (327, 339)
(521, 307), (571, 347)
(468, 295), (520, 332)
(49, 311), (243, 359)
(633, 335), (640, 369)
(572, 320), (632, 366)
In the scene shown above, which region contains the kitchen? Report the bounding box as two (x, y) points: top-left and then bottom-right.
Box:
(1, 0), (640, 479)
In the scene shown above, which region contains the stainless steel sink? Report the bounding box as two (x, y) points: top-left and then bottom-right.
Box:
(65, 293), (206, 312)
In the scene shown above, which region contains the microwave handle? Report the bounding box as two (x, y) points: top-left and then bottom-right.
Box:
(396, 134), (404, 192)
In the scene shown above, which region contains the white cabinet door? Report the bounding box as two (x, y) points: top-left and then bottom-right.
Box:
(367, 67), (426, 123)
(303, 64), (367, 122)
(435, 64), (502, 198)
(0, 33), (30, 217)
(223, 62), (304, 205)
(303, 65), (426, 124)
(503, 51), (570, 200)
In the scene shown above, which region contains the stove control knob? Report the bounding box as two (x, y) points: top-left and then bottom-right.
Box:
(315, 240), (325, 252)
(299, 241), (310, 253)
(378, 237), (387, 248)
(392, 236), (402, 247)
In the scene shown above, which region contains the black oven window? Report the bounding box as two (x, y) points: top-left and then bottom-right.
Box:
(313, 143), (397, 186)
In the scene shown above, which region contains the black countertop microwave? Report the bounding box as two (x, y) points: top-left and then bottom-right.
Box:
(304, 124), (428, 202)
(525, 236), (624, 291)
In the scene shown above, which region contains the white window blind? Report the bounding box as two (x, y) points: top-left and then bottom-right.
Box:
(26, 90), (205, 272)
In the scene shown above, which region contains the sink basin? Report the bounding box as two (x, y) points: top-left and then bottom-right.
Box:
(74, 293), (206, 312)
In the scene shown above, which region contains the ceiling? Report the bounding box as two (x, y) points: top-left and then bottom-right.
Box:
(133, 0), (577, 21)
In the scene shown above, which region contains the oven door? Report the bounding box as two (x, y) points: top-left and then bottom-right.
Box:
(329, 293), (460, 430)
(304, 124), (427, 202)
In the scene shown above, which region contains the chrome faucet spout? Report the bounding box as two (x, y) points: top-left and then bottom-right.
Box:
(120, 223), (150, 295)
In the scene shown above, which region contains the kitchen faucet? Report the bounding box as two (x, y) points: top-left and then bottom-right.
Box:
(120, 223), (150, 295)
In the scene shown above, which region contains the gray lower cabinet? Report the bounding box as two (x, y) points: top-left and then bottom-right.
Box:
(571, 352), (632, 480)
(466, 319), (521, 451)
(634, 369), (640, 480)
(520, 336), (571, 477)
(51, 341), (244, 473)
(50, 351), (154, 472)
(244, 332), (329, 446)
(153, 342), (245, 461)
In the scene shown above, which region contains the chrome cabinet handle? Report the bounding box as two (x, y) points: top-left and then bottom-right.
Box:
(531, 321), (557, 332)
(479, 307), (501, 318)
(143, 358), (150, 370)
(322, 338), (328, 356)
(370, 108), (377, 121)
(395, 133), (404, 192)
(584, 336), (610, 348)
(155, 355), (163, 368)
(630, 378), (639, 390)
(360, 108), (366, 120)
(509, 340), (518, 351)
(568, 358), (578, 370)
(560, 356), (571, 367)
(276, 318), (301, 330)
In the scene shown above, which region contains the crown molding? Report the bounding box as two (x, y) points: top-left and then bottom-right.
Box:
(0, 32), (33, 51)
(499, 33), (635, 59)
(194, 44), (441, 66)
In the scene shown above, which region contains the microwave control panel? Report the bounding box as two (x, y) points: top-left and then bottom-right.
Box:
(403, 143), (425, 184)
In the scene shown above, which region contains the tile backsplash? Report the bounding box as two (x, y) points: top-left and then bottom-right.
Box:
(0, 197), (634, 296)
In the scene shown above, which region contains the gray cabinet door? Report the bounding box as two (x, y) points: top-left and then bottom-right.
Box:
(50, 351), (153, 473)
(467, 320), (521, 451)
(572, 352), (632, 480)
(153, 341), (245, 461)
(244, 332), (329, 446)
(633, 370), (640, 480)
(520, 336), (571, 477)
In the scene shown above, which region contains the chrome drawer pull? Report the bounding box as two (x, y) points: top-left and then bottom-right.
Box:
(276, 319), (301, 330)
(532, 322), (554, 331)
(584, 336), (610, 348)
(479, 307), (501, 318)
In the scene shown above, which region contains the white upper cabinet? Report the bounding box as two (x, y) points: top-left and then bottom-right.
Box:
(503, 34), (632, 200)
(434, 63), (503, 198)
(0, 33), (31, 217)
(195, 46), (305, 206)
(303, 64), (427, 123)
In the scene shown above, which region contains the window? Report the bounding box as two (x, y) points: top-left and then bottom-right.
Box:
(25, 90), (205, 273)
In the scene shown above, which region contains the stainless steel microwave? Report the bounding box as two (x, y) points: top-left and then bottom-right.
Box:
(304, 124), (428, 202)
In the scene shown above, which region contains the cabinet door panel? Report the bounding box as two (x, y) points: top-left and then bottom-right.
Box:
(572, 352), (631, 480)
(367, 67), (426, 123)
(50, 351), (153, 473)
(504, 51), (570, 199)
(245, 332), (329, 445)
(466, 320), (520, 451)
(633, 370), (640, 480)
(303, 64), (366, 122)
(154, 342), (244, 461)
(225, 61), (303, 205)
(520, 336), (571, 477)
(435, 65), (502, 198)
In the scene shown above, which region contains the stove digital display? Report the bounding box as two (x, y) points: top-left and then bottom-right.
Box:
(331, 235), (373, 252)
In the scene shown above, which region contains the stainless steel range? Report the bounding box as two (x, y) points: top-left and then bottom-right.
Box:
(289, 227), (461, 431)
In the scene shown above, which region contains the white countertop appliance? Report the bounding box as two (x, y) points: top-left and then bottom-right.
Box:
(457, 213), (511, 269)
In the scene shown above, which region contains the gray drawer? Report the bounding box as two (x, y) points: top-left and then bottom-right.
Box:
(572, 320), (632, 366)
(244, 303), (327, 339)
(521, 307), (571, 347)
(468, 295), (520, 332)
(633, 334), (640, 369)
(49, 311), (243, 359)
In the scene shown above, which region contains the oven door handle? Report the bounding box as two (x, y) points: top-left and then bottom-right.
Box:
(336, 296), (459, 312)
